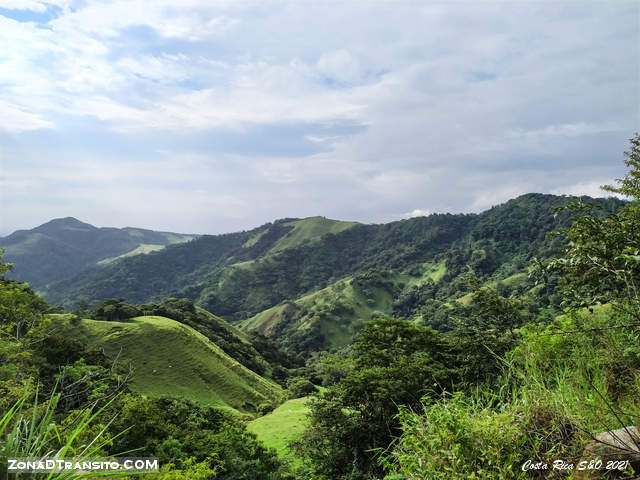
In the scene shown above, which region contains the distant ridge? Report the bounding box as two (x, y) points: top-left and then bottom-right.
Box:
(0, 218), (195, 289)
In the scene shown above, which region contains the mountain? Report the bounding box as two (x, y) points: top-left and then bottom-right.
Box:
(28, 194), (624, 352)
(49, 313), (283, 413)
(42, 216), (361, 309)
(0, 217), (195, 289)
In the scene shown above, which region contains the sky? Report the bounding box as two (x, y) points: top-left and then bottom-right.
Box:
(0, 1), (638, 235)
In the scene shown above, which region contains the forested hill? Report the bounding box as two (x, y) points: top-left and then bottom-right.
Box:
(0, 217), (195, 288)
(39, 194), (623, 327)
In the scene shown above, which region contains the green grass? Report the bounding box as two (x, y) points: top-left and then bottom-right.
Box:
(240, 216), (358, 253)
(401, 260), (447, 287)
(97, 234), (195, 265)
(240, 261), (449, 351)
(247, 397), (310, 459)
(97, 244), (166, 265)
(243, 229), (268, 248)
(240, 274), (395, 350)
(269, 217), (358, 253)
(456, 271), (529, 306)
(50, 315), (282, 414)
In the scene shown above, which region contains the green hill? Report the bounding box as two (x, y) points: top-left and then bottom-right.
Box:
(240, 261), (447, 352)
(266, 217), (358, 253)
(50, 314), (283, 413)
(0, 217), (194, 289)
(40, 195), (624, 353)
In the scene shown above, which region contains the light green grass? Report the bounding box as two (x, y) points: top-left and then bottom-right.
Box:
(97, 234), (194, 265)
(50, 315), (282, 414)
(456, 271), (529, 306)
(269, 217), (358, 253)
(401, 260), (447, 287)
(247, 397), (310, 459)
(97, 244), (166, 265)
(241, 261), (449, 350)
(243, 229), (268, 248)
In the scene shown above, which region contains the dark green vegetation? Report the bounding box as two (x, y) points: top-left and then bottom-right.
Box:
(2, 135), (639, 478)
(0, 216), (194, 289)
(291, 135), (640, 480)
(41, 195), (621, 355)
(0, 254), (288, 479)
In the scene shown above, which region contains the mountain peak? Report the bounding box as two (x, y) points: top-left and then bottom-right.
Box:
(34, 217), (97, 232)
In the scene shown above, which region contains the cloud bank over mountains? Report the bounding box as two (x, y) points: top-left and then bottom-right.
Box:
(0, 1), (637, 234)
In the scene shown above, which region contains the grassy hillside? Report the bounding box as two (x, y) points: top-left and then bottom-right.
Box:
(50, 314), (283, 413)
(247, 397), (310, 458)
(240, 262), (447, 352)
(268, 217), (358, 253)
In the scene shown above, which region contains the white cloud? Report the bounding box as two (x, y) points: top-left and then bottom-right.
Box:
(404, 208), (431, 218)
(317, 49), (363, 84)
(0, 0), (47, 12)
(551, 180), (621, 199)
(0, 99), (53, 132)
(0, 1), (637, 234)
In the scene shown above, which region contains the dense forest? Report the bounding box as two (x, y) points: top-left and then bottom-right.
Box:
(1, 135), (639, 478)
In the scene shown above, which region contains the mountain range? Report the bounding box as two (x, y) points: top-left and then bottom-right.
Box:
(0, 193), (624, 354)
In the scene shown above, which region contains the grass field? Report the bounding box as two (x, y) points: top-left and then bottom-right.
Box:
(247, 397), (310, 459)
(50, 314), (283, 414)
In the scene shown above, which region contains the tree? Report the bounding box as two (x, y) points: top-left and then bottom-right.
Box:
(543, 133), (640, 324)
(93, 299), (141, 322)
(0, 249), (13, 278)
(448, 272), (531, 385)
(295, 317), (454, 480)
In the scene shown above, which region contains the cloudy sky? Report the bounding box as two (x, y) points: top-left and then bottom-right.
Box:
(0, 1), (638, 235)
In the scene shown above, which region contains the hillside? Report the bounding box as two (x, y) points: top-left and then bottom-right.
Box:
(50, 314), (283, 413)
(42, 216), (361, 309)
(239, 262), (446, 352)
(264, 216), (359, 253)
(40, 195), (623, 353)
(0, 217), (194, 289)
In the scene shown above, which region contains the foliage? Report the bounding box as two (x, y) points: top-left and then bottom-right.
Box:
(0, 217), (193, 289)
(540, 134), (640, 318)
(380, 392), (528, 480)
(93, 298), (141, 322)
(43, 194), (601, 320)
(0, 252), (287, 478)
(446, 273), (532, 385)
(285, 378), (316, 399)
(107, 395), (283, 480)
(380, 135), (640, 479)
(294, 317), (455, 480)
(0, 388), (125, 480)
